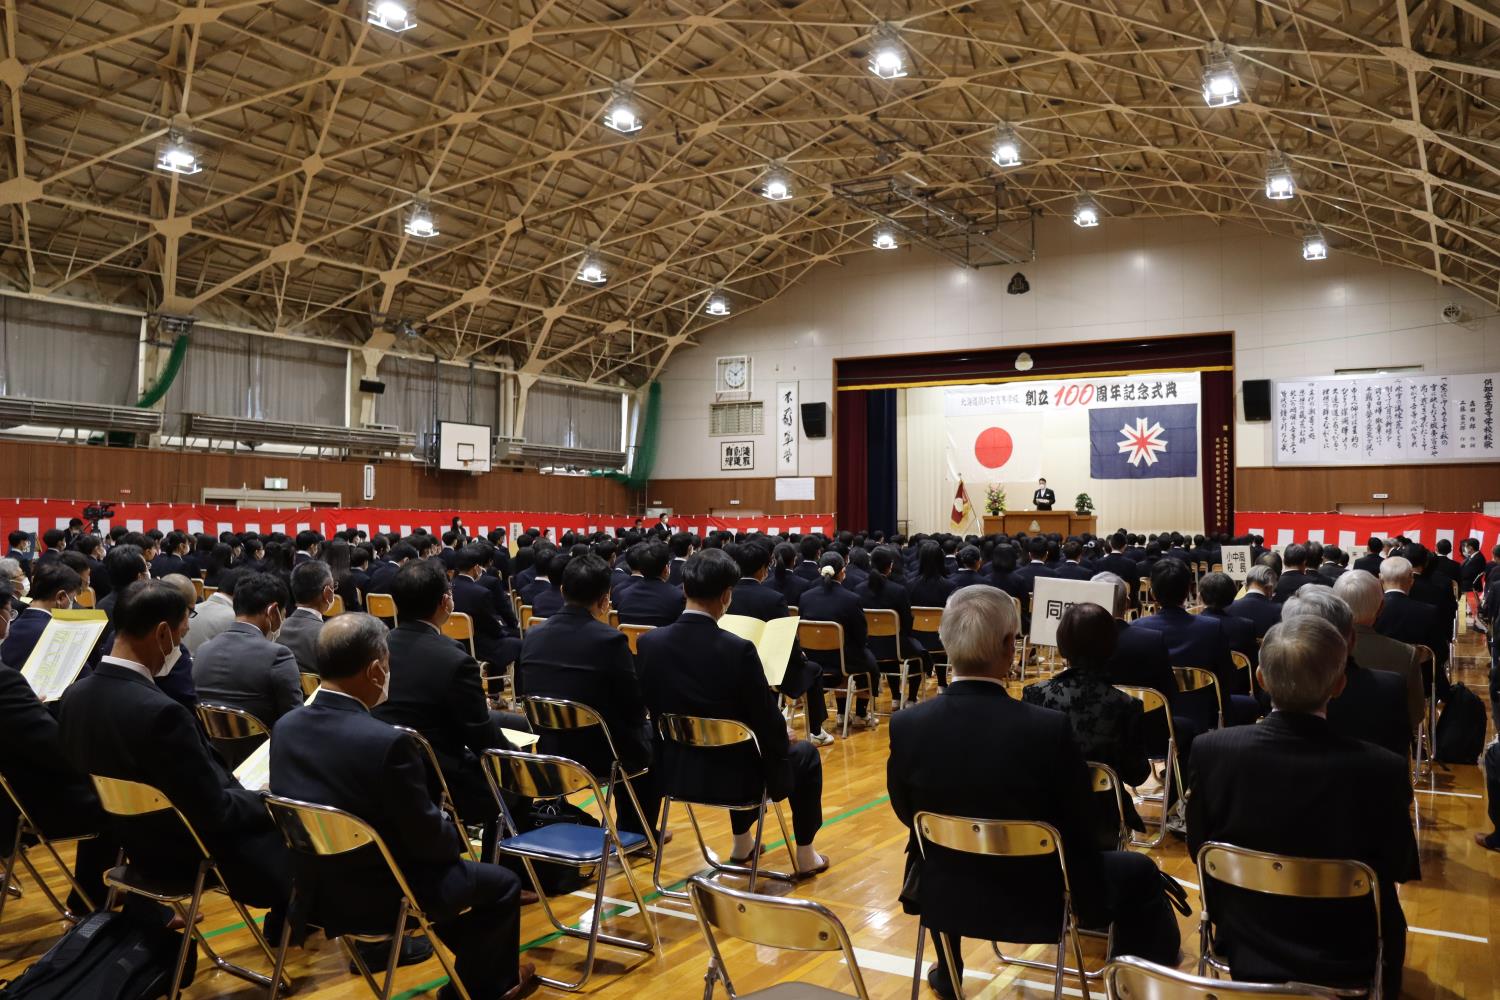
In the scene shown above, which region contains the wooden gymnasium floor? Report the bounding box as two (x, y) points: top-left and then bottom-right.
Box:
(3, 633), (1496, 1000)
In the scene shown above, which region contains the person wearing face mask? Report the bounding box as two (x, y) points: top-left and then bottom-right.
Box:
(57, 579), (292, 938)
(191, 572), (302, 766)
(1, 561), (83, 670)
(375, 559), (532, 861)
(153, 574), (204, 713)
(0, 583), (118, 915)
(516, 553), (662, 841)
(0, 557), (27, 600)
(277, 560), (335, 674)
(269, 615), (539, 998)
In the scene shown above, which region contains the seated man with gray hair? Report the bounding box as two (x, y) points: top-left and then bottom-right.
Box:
(1282, 585), (1410, 758)
(1375, 555), (1451, 696)
(1226, 563), (1283, 639)
(1187, 615), (1418, 995)
(1333, 570), (1425, 732)
(887, 585), (1180, 1000)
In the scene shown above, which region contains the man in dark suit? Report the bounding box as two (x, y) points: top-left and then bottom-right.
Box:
(614, 541), (685, 626)
(1272, 544), (1330, 602)
(610, 543), (647, 606)
(1282, 586), (1410, 758)
(665, 532), (697, 587)
(1403, 544), (1459, 637)
(1132, 558), (1254, 725)
(638, 549), (828, 874)
(1335, 571), (1426, 732)
(4, 531), (32, 576)
(1097, 533), (1139, 589)
(1226, 564), (1282, 639)
(1317, 546), (1348, 582)
(374, 560), (526, 856)
(1187, 616), (1418, 995)
(948, 546), (992, 590)
(278, 560), (333, 674)
(192, 573), (302, 759)
(366, 542), (418, 597)
(516, 554), (660, 838)
(150, 531), (190, 579)
(453, 545), (521, 670)
(1199, 572), (1259, 669)
(794, 536), (823, 583)
(293, 529), (322, 567)
(1, 561), (84, 669)
(1032, 478), (1056, 511)
(270, 614), (537, 1000)
(1429, 539), (1460, 587)
(1053, 539), (1093, 581)
(1376, 556), (1451, 692)
(729, 542), (832, 745)
(58, 580), (291, 932)
(517, 549), (560, 608)
(888, 585), (1178, 999)
(1353, 537), (1384, 576)
(0, 584), (116, 914)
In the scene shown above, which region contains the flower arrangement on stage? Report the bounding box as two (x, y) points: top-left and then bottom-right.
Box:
(985, 484), (1007, 516)
(1074, 492), (1094, 515)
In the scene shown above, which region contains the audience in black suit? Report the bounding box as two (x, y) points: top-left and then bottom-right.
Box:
(1187, 615), (1418, 995)
(947, 546), (991, 591)
(1, 561), (84, 670)
(798, 552), (881, 729)
(516, 554), (661, 838)
(638, 549), (828, 874)
(854, 546), (931, 705)
(665, 532), (697, 587)
(1352, 538), (1384, 577)
(1225, 564), (1283, 639)
(764, 542), (811, 606)
(728, 542), (832, 744)
(1199, 572), (1260, 670)
(58, 580), (292, 934)
(1376, 555), (1451, 692)
(452, 545), (521, 669)
(1271, 544), (1331, 602)
(614, 541), (685, 627)
(887, 585), (1179, 1000)
(366, 542), (418, 597)
(1052, 539), (1094, 581)
(270, 614), (537, 1000)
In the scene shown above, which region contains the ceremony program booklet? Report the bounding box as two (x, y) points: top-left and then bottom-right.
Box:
(233, 685), (322, 791)
(21, 609), (108, 702)
(718, 614), (800, 687)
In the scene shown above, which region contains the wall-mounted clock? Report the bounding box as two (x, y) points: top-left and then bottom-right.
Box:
(715, 355), (751, 400)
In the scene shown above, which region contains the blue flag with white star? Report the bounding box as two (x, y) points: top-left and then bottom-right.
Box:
(1088, 403), (1198, 479)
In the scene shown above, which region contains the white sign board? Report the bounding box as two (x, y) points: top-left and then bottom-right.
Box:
(775, 477), (816, 502)
(1029, 577), (1117, 648)
(1220, 545), (1252, 583)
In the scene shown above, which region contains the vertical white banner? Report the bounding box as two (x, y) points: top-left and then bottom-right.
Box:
(776, 381), (799, 476)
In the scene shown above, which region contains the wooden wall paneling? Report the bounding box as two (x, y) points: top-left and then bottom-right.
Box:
(1236, 464), (1500, 512)
(646, 477), (835, 515)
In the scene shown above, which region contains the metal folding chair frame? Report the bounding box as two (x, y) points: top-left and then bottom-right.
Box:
(865, 608), (923, 713)
(0, 770), (96, 927)
(1111, 685), (1180, 849)
(1104, 954), (1342, 999)
(798, 619), (871, 738)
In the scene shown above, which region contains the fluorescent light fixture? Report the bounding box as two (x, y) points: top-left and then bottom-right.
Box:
(1202, 47), (1241, 107)
(602, 87), (643, 133)
(1265, 152), (1295, 200)
(404, 203), (438, 238)
(704, 291), (731, 316)
(872, 228), (899, 250)
(577, 251), (607, 284)
(368, 0), (415, 31)
(1073, 195), (1101, 228)
(1302, 232), (1327, 260)
(156, 133), (201, 175)
(761, 163), (793, 201)
(992, 124), (1022, 168)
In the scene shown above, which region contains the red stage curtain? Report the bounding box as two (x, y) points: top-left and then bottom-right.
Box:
(836, 390), (869, 532)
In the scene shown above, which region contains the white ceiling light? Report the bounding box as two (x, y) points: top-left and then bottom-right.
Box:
(404, 202), (438, 238)
(368, 0), (416, 31)
(872, 228), (899, 250)
(992, 124), (1022, 168)
(602, 86), (643, 134)
(867, 26), (908, 80)
(1302, 232), (1328, 260)
(156, 132), (201, 175)
(576, 249), (607, 284)
(1073, 194), (1101, 228)
(1201, 45), (1241, 107)
(1264, 152), (1296, 200)
(761, 162), (793, 201)
(704, 290), (731, 316)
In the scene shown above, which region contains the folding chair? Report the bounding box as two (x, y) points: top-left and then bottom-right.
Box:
(520, 605), (535, 632)
(91, 775), (292, 999)
(1103, 955), (1340, 999)
(608, 609), (620, 628)
(263, 795), (474, 1000)
(0, 771), (96, 927)
(1112, 685), (1179, 848)
(366, 593), (397, 624)
(912, 813), (1092, 1000)
(75, 585), (97, 609)
(1413, 644), (1437, 779)
(1197, 843), (1383, 999)
(651, 713), (799, 901)
(865, 608), (923, 712)
(619, 622), (654, 655)
(797, 620), (870, 738)
(521, 695), (658, 855)
(1230, 650), (1255, 696)
(392, 725), (480, 862)
(324, 593), (346, 617)
(1173, 666), (1225, 730)
(688, 874), (871, 1000)
(912, 606), (946, 689)
(299, 672), (322, 698)
(203, 586), (218, 599)
(196, 702), (270, 767)
(192, 578), (205, 603)
(481, 748), (656, 990)
(442, 611), (482, 660)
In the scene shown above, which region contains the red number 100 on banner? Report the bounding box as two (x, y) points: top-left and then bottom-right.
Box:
(1051, 383), (1096, 406)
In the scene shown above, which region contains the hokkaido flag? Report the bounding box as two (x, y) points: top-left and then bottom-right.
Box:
(1088, 404), (1198, 479)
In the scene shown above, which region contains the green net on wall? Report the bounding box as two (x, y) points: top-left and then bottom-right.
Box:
(595, 380), (660, 490)
(104, 331), (191, 446)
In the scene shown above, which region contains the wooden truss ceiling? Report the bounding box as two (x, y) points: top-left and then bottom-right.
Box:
(1, 0), (1497, 387)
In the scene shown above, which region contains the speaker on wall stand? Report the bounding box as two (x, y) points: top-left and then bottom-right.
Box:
(800, 402), (828, 438)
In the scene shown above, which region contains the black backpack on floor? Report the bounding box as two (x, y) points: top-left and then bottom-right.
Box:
(1435, 683), (1487, 765)
(0, 910), (192, 1000)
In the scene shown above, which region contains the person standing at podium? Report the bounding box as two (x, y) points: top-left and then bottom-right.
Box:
(1033, 478), (1056, 511)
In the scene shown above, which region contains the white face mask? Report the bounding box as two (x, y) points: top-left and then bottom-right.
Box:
(266, 607), (284, 643)
(17, 577), (28, 597)
(157, 628), (182, 677)
(374, 662), (391, 707)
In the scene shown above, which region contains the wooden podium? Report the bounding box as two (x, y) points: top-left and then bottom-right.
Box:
(981, 512), (1098, 536)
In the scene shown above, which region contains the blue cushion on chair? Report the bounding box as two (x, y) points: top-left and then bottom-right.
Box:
(498, 824), (647, 864)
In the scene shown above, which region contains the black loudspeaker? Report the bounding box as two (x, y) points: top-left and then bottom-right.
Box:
(358, 378), (387, 395)
(800, 402), (828, 438)
(1242, 379), (1271, 422)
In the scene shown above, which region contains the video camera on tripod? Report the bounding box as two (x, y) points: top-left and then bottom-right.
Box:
(81, 502), (116, 535)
